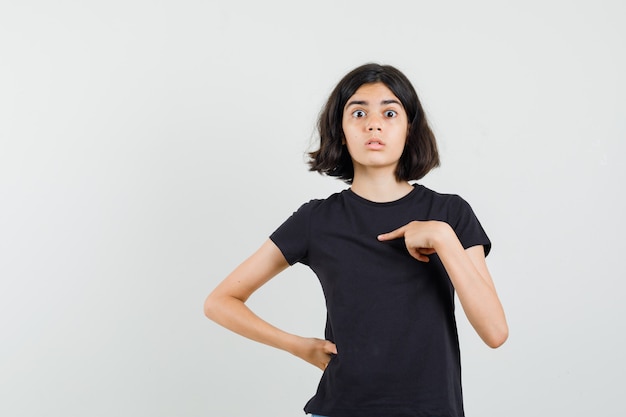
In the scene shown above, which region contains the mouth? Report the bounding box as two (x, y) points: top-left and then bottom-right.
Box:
(365, 138), (385, 149)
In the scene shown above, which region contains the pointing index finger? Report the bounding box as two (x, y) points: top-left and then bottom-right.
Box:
(377, 225), (406, 241)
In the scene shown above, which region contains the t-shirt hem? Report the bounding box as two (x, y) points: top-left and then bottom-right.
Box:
(304, 405), (461, 417)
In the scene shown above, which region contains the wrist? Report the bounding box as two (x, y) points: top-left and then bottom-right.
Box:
(432, 221), (456, 251)
(283, 334), (304, 356)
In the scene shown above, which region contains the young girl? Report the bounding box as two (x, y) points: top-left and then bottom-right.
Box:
(204, 63), (508, 417)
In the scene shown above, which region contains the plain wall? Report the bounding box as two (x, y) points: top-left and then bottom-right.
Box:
(1, 1), (624, 416)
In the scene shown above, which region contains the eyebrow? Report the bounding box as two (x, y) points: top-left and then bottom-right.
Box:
(345, 99), (402, 107)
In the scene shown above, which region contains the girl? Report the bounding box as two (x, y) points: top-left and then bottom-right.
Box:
(204, 63), (508, 417)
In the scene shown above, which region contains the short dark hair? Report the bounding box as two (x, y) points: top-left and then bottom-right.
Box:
(308, 63), (440, 183)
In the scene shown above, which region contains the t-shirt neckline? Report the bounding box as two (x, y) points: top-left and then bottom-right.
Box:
(345, 183), (421, 207)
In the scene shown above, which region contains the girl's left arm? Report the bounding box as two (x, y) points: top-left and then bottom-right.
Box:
(378, 221), (508, 348)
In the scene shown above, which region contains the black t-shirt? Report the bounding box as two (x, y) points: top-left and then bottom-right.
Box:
(270, 184), (491, 417)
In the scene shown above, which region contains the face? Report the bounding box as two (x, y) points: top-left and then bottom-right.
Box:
(342, 82), (409, 178)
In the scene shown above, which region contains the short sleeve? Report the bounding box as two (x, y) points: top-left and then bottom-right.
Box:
(269, 200), (317, 265)
(449, 195), (492, 256)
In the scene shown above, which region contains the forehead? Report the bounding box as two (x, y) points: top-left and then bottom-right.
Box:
(346, 82), (400, 104)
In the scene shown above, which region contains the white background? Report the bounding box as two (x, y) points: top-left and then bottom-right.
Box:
(1, 1), (625, 416)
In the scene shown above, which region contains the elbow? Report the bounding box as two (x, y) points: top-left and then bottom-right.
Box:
(204, 291), (243, 323)
(203, 293), (219, 321)
(484, 324), (509, 349)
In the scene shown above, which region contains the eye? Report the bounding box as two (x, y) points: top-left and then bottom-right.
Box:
(384, 110), (397, 118)
(352, 110), (366, 118)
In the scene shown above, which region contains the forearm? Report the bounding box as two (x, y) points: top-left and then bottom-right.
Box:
(205, 292), (337, 370)
(205, 293), (301, 355)
(435, 224), (508, 348)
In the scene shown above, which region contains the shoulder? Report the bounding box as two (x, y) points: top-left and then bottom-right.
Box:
(412, 183), (471, 211)
(411, 184), (483, 232)
(293, 190), (347, 212)
(280, 190), (348, 225)
(414, 184), (490, 250)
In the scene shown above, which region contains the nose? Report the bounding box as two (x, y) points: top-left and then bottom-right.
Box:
(367, 115), (382, 131)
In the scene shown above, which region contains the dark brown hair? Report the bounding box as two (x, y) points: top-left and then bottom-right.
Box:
(308, 63), (440, 183)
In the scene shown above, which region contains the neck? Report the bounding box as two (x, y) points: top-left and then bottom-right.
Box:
(350, 171), (413, 203)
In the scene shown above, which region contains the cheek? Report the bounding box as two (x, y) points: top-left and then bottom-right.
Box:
(342, 124), (357, 143)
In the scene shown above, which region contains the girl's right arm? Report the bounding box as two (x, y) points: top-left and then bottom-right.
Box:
(204, 239), (337, 370)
